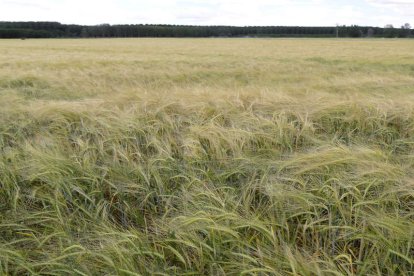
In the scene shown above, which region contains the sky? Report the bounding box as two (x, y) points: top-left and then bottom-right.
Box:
(1, 0), (413, 27)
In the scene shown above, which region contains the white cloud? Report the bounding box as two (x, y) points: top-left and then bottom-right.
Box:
(365, 0), (414, 26)
(0, 0), (411, 26)
(366, 0), (414, 15)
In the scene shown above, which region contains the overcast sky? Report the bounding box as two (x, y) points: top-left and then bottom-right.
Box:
(1, 0), (413, 27)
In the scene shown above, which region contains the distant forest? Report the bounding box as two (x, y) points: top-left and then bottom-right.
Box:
(0, 21), (412, 38)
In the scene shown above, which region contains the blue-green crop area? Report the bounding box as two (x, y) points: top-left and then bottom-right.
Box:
(0, 38), (413, 275)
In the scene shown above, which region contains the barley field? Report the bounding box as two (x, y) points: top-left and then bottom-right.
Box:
(0, 38), (413, 275)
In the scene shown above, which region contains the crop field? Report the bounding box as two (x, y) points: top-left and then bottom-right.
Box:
(0, 38), (413, 275)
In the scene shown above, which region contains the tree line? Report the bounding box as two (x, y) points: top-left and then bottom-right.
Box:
(0, 21), (412, 38)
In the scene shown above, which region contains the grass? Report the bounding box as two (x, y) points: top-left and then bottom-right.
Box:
(0, 38), (413, 275)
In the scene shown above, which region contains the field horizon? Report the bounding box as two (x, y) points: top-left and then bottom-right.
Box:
(0, 38), (413, 275)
